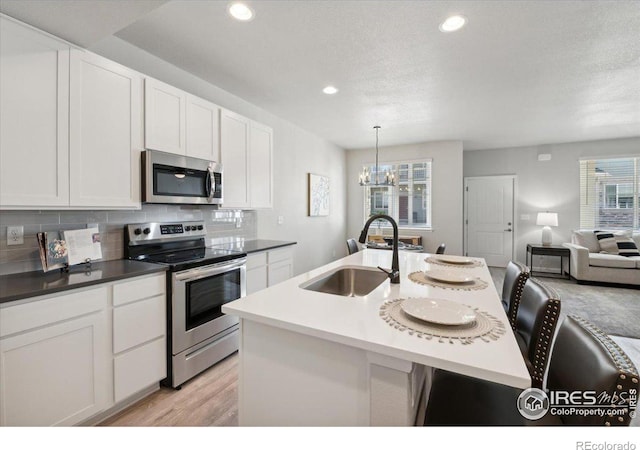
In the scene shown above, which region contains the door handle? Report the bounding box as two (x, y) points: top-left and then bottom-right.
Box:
(504, 228), (512, 232)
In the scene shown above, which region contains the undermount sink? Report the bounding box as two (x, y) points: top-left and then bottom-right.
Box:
(300, 266), (389, 297)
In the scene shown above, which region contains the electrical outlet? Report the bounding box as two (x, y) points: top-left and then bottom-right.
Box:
(278, 216), (284, 225)
(7, 226), (24, 245)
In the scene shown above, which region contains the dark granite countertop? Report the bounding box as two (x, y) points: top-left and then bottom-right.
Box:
(209, 239), (296, 254)
(0, 260), (167, 304)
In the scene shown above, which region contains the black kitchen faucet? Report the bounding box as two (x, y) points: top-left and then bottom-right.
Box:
(358, 214), (400, 284)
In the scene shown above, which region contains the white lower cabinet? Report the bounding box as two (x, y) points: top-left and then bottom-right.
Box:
(0, 273), (167, 426)
(0, 286), (110, 426)
(114, 337), (165, 403)
(112, 277), (166, 403)
(246, 246), (294, 294)
(267, 247), (294, 287)
(246, 252), (268, 295)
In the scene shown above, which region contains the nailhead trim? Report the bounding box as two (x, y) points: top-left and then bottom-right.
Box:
(507, 262), (530, 331)
(569, 316), (639, 378)
(568, 315), (639, 426)
(529, 278), (561, 389)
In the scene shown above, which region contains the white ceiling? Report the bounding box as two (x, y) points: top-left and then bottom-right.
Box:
(1, 0), (639, 150)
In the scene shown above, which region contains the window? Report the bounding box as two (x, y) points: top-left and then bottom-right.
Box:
(580, 157), (639, 230)
(363, 160), (432, 229)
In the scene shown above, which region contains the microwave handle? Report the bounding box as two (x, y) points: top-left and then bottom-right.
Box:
(206, 167), (214, 201)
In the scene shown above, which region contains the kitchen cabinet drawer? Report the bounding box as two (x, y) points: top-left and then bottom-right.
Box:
(247, 252), (267, 270)
(114, 337), (166, 403)
(113, 273), (165, 307)
(245, 246), (295, 294)
(0, 286), (107, 338)
(268, 247), (293, 264)
(113, 294), (165, 353)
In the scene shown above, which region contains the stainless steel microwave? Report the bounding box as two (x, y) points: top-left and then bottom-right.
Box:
(142, 150), (223, 205)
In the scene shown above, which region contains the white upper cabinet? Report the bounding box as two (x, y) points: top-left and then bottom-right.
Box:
(186, 94), (220, 161)
(220, 109), (273, 209)
(144, 79), (221, 162)
(0, 16), (143, 210)
(69, 50), (143, 208)
(0, 16), (70, 208)
(249, 121), (274, 209)
(220, 109), (251, 208)
(144, 78), (187, 155)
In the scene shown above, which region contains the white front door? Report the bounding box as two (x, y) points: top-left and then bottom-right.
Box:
(465, 176), (515, 267)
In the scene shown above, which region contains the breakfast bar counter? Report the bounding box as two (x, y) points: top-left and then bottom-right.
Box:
(223, 249), (530, 426)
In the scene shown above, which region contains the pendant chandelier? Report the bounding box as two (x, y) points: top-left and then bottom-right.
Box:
(359, 126), (395, 186)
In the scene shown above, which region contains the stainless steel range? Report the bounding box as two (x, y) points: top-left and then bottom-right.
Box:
(125, 221), (246, 388)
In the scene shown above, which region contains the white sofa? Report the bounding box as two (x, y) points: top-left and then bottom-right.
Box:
(564, 230), (640, 286)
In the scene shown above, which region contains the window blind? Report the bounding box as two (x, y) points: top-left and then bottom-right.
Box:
(579, 157), (639, 230)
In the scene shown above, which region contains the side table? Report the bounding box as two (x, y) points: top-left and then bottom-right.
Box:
(526, 244), (570, 279)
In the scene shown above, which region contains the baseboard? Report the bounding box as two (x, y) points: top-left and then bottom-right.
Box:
(79, 383), (160, 426)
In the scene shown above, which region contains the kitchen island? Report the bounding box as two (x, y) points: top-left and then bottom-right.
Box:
(222, 249), (530, 426)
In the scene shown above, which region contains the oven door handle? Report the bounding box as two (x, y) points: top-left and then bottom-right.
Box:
(174, 258), (246, 282)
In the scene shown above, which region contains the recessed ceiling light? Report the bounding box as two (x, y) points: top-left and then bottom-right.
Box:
(228, 2), (254, 21)
(439, 15), (467, 32)
(323, 86), (338, 95)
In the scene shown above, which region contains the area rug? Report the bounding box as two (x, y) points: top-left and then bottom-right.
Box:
(489, 268), (640, 339)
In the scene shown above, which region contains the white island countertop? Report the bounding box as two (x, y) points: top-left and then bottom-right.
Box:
(223, 249), (530, 389)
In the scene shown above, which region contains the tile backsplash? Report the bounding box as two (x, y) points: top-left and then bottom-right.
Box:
(0, 205), (257, 275)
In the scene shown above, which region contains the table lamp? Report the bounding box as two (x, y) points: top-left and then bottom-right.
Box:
(536, 212), (558, 246)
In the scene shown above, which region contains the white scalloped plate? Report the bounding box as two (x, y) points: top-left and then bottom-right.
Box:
(436, 255), (474, 265)
(424, 269), (475, 284)
(401, 298), (477, 325)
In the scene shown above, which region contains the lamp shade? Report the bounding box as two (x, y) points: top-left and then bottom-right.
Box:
(536, 212), (558, 227)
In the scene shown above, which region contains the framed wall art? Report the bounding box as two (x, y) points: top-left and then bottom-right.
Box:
(308, 173), (330, 216)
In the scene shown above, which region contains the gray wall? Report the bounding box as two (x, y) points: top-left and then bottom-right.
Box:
(0, 36), (347, 277)
(463, 137), (640, 265)
(347, 141), (464, 254)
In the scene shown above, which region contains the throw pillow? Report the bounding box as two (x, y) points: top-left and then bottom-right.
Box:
(594, 231), (619, 254)
(616, 237), (640, 257)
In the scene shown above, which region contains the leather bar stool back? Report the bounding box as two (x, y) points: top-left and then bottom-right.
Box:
(514, 278), (561, 388)
(346, 238), (359, 255)
(424, 315), (639, 426)
(501, 261), (530, 330)
(435, 243), (446, 254)
(545, 315), (639, 426)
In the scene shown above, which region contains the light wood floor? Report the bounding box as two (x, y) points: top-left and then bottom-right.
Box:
(99, 352), (238, 426)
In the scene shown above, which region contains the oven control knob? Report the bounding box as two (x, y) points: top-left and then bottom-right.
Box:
(197, 225), (203, 230)
(185, 226), (192, 231)
(143, 228), (151, 235)
(134, 228), (142, 235)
